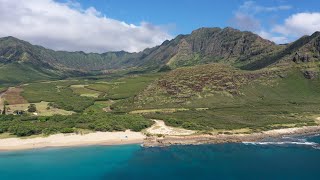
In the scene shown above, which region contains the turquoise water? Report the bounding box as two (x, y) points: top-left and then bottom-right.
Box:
(0, 135), (320, 180)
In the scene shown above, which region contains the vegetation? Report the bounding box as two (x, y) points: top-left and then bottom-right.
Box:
(104, 74), (161, 100)
(144, 106), (317, 131)
(0, 28), (319, 136)
(22, 82), (94, 112)
(70, 85), (101, 98)
(116, 64), (320, 131)
(85, 101), (114, 114)
(0, 113), (153, 137)
(27, 104), (37, 113)
(0, 62), (59, 84)
(6, 101), (73, 116)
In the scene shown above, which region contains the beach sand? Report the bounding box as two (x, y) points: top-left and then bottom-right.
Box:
(2, 118), (320, 150)
(0, 130), (145, 151)
(146, 120), (195, 136)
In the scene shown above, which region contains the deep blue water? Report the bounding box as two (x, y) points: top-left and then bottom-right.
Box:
(0, 135), (320, 180)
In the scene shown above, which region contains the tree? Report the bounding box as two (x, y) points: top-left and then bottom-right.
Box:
(2, 106), (6, 115)
(2, 100), (9, 115)
(28, 104), (37, 113)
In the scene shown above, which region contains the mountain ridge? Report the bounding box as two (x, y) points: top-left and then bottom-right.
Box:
(0, 27), (319, 84)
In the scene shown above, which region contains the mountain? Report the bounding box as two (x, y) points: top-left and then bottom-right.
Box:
(243, 31), (320, 70)
(0, 37), (65, 84)
(0, 27), (319, 84)
(134, 27), (280, 69)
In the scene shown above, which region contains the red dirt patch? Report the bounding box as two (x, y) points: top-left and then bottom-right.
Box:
(3, 87), (28, 105)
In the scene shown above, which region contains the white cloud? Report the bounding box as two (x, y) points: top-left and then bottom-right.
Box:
(230, 1), (294, 44)
(230, 12), (261, 31)
(272, 12), (320, 37)
(0, 0), (172, 53)
(230, 1), (292, 32)
(258, 30), (289, 44)
(239, 1), (292, 14)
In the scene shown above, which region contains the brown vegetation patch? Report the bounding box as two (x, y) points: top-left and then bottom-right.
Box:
(3, 87), (28, 105)
(157, 64), (279, 96)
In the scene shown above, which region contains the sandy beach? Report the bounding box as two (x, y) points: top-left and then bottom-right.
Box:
(0, 130), (145, 151)
(1, 119), (320, 151)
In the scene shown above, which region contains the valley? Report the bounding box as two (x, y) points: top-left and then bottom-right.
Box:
(0, 27), (319, 147)
(0, 60), (319, 140)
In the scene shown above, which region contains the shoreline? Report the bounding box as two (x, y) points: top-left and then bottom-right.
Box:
(143, 125), (320, 147)
(1, 125), (320, 151)
(0, 130), (145, 151)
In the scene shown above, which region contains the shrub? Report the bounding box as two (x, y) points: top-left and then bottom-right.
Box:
(27, 104), (37, 113)
(60, 128), (74, 133)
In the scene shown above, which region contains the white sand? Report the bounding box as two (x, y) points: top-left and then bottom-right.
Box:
(0, 130), (145, 151)
(146, 120), (195, 135)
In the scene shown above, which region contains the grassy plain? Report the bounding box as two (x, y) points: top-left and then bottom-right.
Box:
(6, 101), (74, 116)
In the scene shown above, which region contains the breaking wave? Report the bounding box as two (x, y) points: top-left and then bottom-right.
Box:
(243, 135), (320, 150)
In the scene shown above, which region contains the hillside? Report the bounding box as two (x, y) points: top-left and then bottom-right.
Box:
(0, 28), (319, 84)
(0, 37), (85, 84)
(109, 62), (320, 131)
(243, 31), (320, 70)
(128, 63), (319, 109)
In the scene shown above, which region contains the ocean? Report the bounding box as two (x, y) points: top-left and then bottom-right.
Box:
(0, 135), (319, 180)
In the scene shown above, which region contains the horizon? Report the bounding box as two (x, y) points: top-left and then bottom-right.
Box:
(0, 0), (319, 53)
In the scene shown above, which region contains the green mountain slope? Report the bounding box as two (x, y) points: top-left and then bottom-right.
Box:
(0, 27), (319, 84)
(242, 31), (320, 70)
(0, 37), (86, 84)
(0, 27), (282, 73)
(133, 63), (319, 109)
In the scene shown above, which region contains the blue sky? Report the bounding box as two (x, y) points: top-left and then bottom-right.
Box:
(74, 0), (320, 39)
(1, 0), (319, 52)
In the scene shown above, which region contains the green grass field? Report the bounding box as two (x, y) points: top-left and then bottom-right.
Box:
(21, 81), (95, 112)
(19, 73), (161, 113)
(6, 101), (74, 116)
(86, 83), (110, 92)
(85, 100), (115, 114)
(70, 85), (102, 98)
(104, 74), (161, 100)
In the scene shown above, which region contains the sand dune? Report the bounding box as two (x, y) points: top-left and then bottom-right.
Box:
(146, 120), (195, 135)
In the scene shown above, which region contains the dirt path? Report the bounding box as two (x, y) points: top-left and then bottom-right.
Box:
(146, 120), (195, 136)
(130, 108), (188, 114)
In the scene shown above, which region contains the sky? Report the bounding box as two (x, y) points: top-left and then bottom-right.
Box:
(0, 0), (319, 53)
